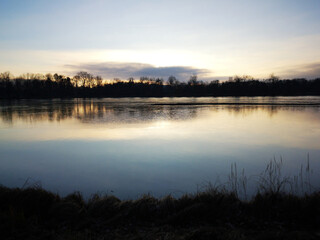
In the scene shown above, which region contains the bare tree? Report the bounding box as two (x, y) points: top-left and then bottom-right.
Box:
(95, 75), (103, 87)
(233, 75), (254, 83)
(128, 77), (134, 84)
(87, 74), (94, 88)
(168, 76), (178, 85)
(188, 75), (198, 86)
(74, 71), (93, 87)
(72, 75), (80, 88)
(268, 73), (280, 83)
(140, 76), (149, 84)
(0, 71), (12, 81)
(45, 73), (53, 81)
(155, 78), (163, 85)
(54, 73), (63, 82)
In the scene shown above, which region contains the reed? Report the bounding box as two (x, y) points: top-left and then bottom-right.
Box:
(0, 158), (318, 239)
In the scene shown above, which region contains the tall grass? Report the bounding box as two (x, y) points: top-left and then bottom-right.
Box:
(218, 157), (316, 200)
(0, 157), (319, 239)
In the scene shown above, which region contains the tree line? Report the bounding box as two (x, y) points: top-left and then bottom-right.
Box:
(0, 71), (319, 98)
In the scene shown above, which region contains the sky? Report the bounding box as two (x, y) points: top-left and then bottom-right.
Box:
(0, 0), (320, 81)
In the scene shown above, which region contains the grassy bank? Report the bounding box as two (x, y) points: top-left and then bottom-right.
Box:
(1, 159), (319, 239)
(1, 184), (319, 239)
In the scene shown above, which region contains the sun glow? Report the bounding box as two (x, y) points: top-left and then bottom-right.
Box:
(1, 34), (320, 79)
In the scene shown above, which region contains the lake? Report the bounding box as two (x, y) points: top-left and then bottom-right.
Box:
(0, 97), (320, 199)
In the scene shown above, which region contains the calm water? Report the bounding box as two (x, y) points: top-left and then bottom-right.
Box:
(0, 97), (320, 199)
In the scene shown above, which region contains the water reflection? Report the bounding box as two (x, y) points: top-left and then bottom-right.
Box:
(1, 98), (319, 125)
(0, 97), (319, 199)
(0, 100), (198, 125)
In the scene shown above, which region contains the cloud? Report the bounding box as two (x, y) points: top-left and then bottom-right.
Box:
(278, 62), (320, 79)
(64, 62), (212, 81)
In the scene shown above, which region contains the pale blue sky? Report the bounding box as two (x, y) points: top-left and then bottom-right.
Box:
(1, 0), (320, 80)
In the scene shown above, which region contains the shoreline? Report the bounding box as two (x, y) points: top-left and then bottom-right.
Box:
(1, 184), (319, 239)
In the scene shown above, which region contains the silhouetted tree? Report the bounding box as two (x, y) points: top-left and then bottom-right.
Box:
(267, 73), (280, 83)
(95, 75), (103, 87)
(73, 75), (80, 88)
(140, 76), (149, 84)
(0, 71), (11, 81)
(155, 78), (163, 85)
(0, 71), (319, 99)
(168, 76), (178, 85)
(188, 75), (198, 86)
(74, 71), (93, 87)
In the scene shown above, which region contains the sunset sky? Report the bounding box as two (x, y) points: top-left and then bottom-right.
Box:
(0, 0), (320, 81)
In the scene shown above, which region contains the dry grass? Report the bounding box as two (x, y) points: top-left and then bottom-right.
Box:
(0, 158), (319, 239)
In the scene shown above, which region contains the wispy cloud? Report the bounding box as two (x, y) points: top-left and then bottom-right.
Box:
(278, 62), (320, 79)
(64, 62), (212, 81)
